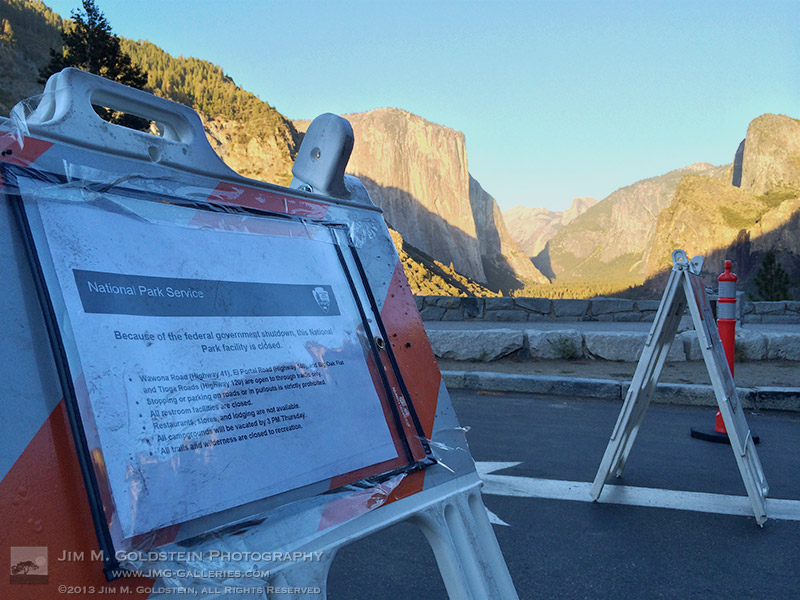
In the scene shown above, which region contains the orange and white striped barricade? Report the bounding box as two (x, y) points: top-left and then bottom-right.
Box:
(1, 68), (518, 599)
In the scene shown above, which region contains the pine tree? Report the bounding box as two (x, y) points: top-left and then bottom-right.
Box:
(754, 250), (790, 301)
(39, 0), (148, 128)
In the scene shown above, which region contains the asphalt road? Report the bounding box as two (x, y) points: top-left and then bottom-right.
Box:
(327, 390), (800, 599)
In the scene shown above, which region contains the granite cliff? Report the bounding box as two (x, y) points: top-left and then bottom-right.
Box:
(739, 114), (800, 195)
(533, 162), (732, 286)
(331, 109), (485, 282)
(469, 175), (548, 287)
(645, 114), (800, 296)
(298, 108), (547, 290)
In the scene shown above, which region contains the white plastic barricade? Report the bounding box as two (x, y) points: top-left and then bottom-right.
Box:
(0, 68), (518, 599)
(591, 249), (769, 525)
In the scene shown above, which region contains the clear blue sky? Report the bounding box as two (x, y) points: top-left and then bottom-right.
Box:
(45, 0), (800, 213)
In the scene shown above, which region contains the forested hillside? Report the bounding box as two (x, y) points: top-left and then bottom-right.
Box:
(0, 0), (63, 114)
(120, 40), (298, 186)
(0, 0), (299, 186)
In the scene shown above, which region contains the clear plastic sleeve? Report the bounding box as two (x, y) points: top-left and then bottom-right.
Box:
(2, 151), (433, 593)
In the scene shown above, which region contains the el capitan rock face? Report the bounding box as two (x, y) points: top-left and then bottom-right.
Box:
(297, 108), (545, 290)
(340, 108), (486, 283)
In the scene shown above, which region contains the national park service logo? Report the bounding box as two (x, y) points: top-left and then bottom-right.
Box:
(312, 287), (331, 313)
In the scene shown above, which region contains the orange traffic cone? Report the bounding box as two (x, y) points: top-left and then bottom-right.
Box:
(691, 260), (759, 444)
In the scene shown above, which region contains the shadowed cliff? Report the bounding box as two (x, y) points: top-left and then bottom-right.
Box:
(297, 108), (547, 291)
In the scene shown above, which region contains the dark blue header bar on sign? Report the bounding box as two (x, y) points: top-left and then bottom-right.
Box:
(73, 269), (340, 317)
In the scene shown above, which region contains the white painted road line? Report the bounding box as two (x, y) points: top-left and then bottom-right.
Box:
(475, 463), (800, 522)
(475, 461), (522, 474)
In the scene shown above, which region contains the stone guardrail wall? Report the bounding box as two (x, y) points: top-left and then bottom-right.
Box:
(425, 327), (800, 362)
(414, 296), (800, 324)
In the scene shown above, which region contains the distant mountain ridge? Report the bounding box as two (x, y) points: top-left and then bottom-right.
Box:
(504, 196), (597, 257)
(537, 162), (731, 284)
(505, 113), (800, 298)
(469, 174), (548, 289)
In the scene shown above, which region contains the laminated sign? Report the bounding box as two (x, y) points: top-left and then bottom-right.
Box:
(1, 69), (518, 599)
(6, 166), (429, 552)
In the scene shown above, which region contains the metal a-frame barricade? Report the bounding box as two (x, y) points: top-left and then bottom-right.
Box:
(590, 249), (769, 525)
(0, 68), (518, 599)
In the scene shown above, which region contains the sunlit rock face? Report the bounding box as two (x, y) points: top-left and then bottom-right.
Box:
(297, 108), (544, 290)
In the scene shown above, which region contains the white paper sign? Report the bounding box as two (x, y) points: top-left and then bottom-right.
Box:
(25, 188), (398, 538)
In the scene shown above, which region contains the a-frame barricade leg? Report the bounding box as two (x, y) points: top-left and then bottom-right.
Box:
(591, 249), (769, 525)
(411, 485), (519, 600)
(591, 267), (686, 497)
(262, 474), (518, 600)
